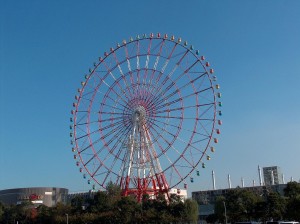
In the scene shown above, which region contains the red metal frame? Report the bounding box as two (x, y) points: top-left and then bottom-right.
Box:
(71, 33), (221, 200)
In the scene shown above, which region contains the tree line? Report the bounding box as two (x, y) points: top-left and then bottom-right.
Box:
(206, 181), (300, 222)
(0, 183), (198, 224)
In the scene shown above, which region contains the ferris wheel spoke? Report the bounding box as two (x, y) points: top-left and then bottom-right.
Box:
(98, 115), (124, 123)
(80, 90), (97, 100)
(169, 164), (184, 185)
(155, 87), (212, 111)
(76, 110), (97, 114)
(172, 147), (197, 170)
(176, 135), (207, 154)
(150, 120), (208, 163)
(147, 46), (180, 100)
(150, 121), (179, 140)
(77, 120), (125, 141)
(156, 71), (208, 106)
(101, 60), (131, 101)
(150, 50), (189, 101)
(149, 117), (209, 138)
(146, 128), (188, 176)
(78, 140), (97, 154)
(75, 132), (90, 152)
(133, 69), (142, 97)
(82, 120), (128, 154)
(101, 169), (113, 186)
(80, 120), (126, 156)
(143, 130), (166, 176)
(100, 122), (129, 141)
(75, 120), (99, 126)
(84, 88), (115, 107)
(178, 137), (204, 160)
(100, 93), (131, 112)
(112, 51), (133, 98)
(154, 115), (193, 120)
(93, 171), (108, 178)
(74, 113), (87, 126)
(191, 137), (211, 145)
(98, 111), (130, 116)
(152, 58), (199, 106)
(152, 39), (165, 71)
(143, 38), (154, 86)
(92, 132), (127, 178)
(147, 123), (178, 154)
(123, 43), (135, 86)
(199, 103), (215, 118)
(144, 42), (152, 72)
(152, 40), (177, 87)
(83, 125), (131, 167)
(84, 78), (129, 112)
(197, 120), (213, 137)
(93, 73), (129, 106)
(149, 117), (210, 145)
(102, 149), (125, 181)
(136, 40), (140, 71)
(90, 161), (106, 178)
(97, 119), (128, 134)
(155, 102), (215, 115)
(106, 127), (131, 157)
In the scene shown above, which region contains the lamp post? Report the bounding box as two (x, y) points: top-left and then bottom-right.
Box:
(223, 201), (227, 224)
(66, 213), (69, 224)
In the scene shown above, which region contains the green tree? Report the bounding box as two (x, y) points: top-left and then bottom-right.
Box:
(0, 202), (4, 223)
(285, 196), (300, 220)
(51, 202), (72, 224)
(253, 200), (268, 221)
(183, 198), (198, 224)
(152, 193), (170, 223)
(284, 181), (300, 198)
(71, 195), (85, 213)
(169, 194), (185, 223)
(36, 204), (53, 224)
(4, 205), (18, 224)
(265, 192), (286, 220)
(214, 196), (226, 223)
(225, 188), (261, 222)
(115, 196), (139, 224)
(284, 181), (300, 220)
(106, 181), (122, 198)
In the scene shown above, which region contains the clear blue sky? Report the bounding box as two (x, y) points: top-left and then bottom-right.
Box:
(1, 0), (300, 195)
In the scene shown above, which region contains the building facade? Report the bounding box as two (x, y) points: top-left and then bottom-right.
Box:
(263, 166), (284, 185)
(0, 187), (68, 207)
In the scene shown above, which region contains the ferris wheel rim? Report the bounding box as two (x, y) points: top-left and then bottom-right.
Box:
(71, 33), (221, 191)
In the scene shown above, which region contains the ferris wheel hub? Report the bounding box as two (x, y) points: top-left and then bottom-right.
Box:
(132, 105), (147, 124)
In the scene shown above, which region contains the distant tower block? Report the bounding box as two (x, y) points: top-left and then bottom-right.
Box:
(263, 166), (284, 186)
(253, 180), (255, 187)
(241, 177), (245, 187)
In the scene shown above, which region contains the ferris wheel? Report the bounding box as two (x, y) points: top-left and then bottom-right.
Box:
(70, 33), (222, 200)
